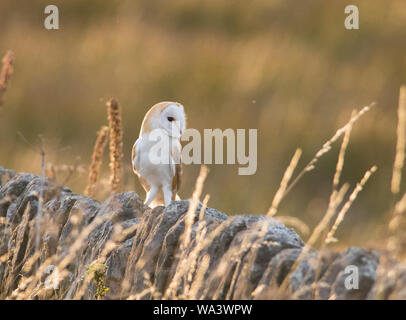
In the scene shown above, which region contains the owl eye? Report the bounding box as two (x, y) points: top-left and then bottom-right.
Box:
(167, 116), (175, 122)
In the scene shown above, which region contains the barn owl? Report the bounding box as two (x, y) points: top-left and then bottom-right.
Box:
(132, 101), (186, 208)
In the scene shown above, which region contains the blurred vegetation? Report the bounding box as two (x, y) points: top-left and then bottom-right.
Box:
(1, 0), (406, 248)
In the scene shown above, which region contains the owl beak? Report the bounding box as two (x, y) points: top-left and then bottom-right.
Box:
(169, 121), (182, 138)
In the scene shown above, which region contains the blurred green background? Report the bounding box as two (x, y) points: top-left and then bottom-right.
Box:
(1, 0), (406, 247)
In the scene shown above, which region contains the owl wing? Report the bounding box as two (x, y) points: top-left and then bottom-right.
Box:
(132, 139), (151, 192)
(171, 144), (182, 200)
(132, 140), (139, 173)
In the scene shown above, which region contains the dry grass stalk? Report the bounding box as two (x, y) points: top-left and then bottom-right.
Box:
(72, 220), (139, 299)
(84, 125), (109, 197)
(187, 254), (210, 299)
(308, 166), (377, 297)
(184, 194), (210, 297)
(391, 86), (406, 194)
(282, 104), (374, 199)
(20, 212), (112, 299)
(275, 184), (350, 295)
(306, 117), (358, 296)
(332, 110), (356, 194)
(249, 149), (305, 298)
(129, 272), (159, 300)
(325, 166), (377, 244)
(181, 165), (209, 251)
(276, 216), (310, 237)
(0, 50), (14, 106)
(164, 165), (209, 299)
(307, 184), (350, 248)
(183, 217), (239, 299)
(107, 98), (124, 194)
(246, 150), (304, 298)
(35, 137), (46, 254)
(12, 211), (114, 300)
(387, 192), (406, 259)
(58, 213), (113, 271)
(267, 148), (302, 217)
(60, 157), (81, 186)
(198, 194), (210, 221)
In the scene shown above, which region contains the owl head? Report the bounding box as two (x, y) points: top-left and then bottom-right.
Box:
(140, 101), (186, 138)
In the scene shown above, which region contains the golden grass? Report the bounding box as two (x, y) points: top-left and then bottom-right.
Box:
(267, 105), (378, 295)
(84, 125), (109, 197)
(0, 103), (396, 300)
(388, 188), (406, 260)
(282, 104), (374, 200)
(107, 98), (124, 194)
(164, 165), (209, 299)
(1, 1), (406, 300)
(326, 166), (377, 244)
(182, 165), (209, 251)
(275, 216), (310, 237)
(8, 211), (114, 300)
(332, 110), (356, 194)
(0, 60), (405, 300)
(391, 86), (406, 195)
(267, 148), (302, 217)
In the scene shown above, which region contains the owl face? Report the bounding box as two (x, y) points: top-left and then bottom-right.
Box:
(140, 101), (186, 139)
(159, 103), (186, 138)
